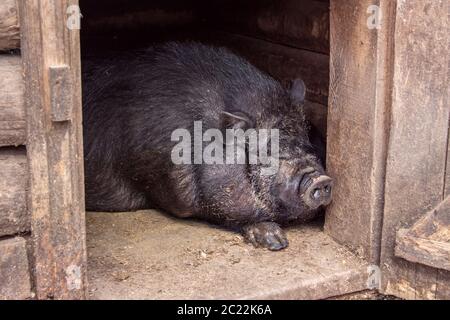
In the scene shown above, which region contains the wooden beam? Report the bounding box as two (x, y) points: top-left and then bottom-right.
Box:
(0, 0), (20, 50)
(324, 0), (396, 263)
(395, 197), (450, 271)
(200, 0), (330, 54)
(19, 0), (87, 299)
(0, 147), (29, 236)
(0, 54), (25, 146)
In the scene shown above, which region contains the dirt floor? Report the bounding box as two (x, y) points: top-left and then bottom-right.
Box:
(87, 210), (370, 299)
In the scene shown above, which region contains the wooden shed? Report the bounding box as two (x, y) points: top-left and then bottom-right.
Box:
(0, 0), (448, 300)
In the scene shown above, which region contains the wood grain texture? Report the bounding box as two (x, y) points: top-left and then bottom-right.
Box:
(19, 0), (87, 299)
(0, 54), (25, 146)
(395, 196), (450, 271)
(0, 0), (20, 50)
(380, 0), (450, 299)
(200, 0), (330, 54)
(80, 0), (329, 54)
(324, 0), (395, 263)
(396, 232), (450, 272)
(0, 237), (31, 300)
(0, 147), (29, 237)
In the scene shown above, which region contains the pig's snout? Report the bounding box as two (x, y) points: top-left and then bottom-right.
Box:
(276, 167), (333, 211)
(301, 174), (333, 209)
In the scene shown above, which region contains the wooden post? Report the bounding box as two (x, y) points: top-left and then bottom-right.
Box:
(18, 0), (87, 299)
(325, 0), (396, 264)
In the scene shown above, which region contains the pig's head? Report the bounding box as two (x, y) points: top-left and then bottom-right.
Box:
(269, 78), (333, 222)
(220, 78), (333, 223)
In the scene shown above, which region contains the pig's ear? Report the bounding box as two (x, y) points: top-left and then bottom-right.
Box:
(290, 78), (306, 105)
(221, 111), (253, 130)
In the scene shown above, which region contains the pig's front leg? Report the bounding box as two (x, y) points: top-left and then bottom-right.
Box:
(242, 222), (289, 251)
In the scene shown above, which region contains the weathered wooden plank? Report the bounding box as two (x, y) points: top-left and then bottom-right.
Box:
(19, 0), (87, 299)
(80, 0), (197, 37)
(395, 196), (450, 272)
(380, 0), (450, 300)
(0, 147), (29, 237)
(200, 0), (330, 54)
(0, 54), (25, 146)
(0, 237), (31, 300)
(81, 0), (330, 55)
(403, 197), (450, 243)
(324, 0), (396, 263)
(396, 232), (450, 272)
(395, 234), (450, 270)
(0, 0), (20, 50)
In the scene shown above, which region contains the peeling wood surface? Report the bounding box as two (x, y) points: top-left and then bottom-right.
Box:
(19, 0), (87, 299)
(0, 54), (25, 146)
(380, 0), (450, 300)
(396, 232), (450, 272)
(0, 147), (29, 236)
(395, 197), (450, 271)
(0, 0), (20, 50)
(325, 0), (395, 263)
(80, 0), (197, 32)
(0, 237), (31, 300)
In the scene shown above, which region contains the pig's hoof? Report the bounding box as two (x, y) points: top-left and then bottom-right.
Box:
(243, 222), (289, 251)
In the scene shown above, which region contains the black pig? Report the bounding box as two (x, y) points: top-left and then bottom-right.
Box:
(82, 42), (333, 250)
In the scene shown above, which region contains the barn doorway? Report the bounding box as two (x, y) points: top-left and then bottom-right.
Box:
(79, 0), (371, 299)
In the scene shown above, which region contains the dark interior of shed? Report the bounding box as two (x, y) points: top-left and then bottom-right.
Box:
(79, 0), (369, 299)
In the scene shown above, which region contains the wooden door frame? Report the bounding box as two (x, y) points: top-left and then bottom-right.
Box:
(325, 0), (396, 265)
(19, 0), (87, 299)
